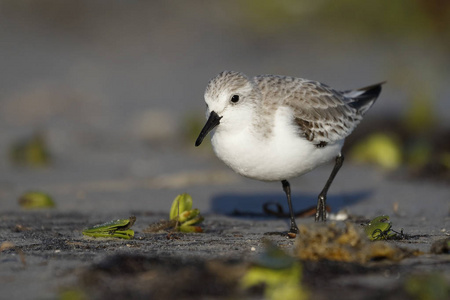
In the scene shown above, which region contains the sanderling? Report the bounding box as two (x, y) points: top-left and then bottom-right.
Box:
(195, 71), (383, 235)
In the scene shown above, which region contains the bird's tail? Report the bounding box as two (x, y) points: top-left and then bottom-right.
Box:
(343, 82), (385, 115)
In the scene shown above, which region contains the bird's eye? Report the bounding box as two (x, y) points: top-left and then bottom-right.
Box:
(230, 95), (240, 103)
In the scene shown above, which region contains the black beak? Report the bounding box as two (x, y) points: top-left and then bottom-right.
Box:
(195, 111), (222, 147)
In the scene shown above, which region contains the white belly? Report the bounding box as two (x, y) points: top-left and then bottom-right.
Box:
(211, 125), (343, 182)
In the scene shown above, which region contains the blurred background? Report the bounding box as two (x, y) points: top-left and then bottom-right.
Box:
(0, 0), (449, 212)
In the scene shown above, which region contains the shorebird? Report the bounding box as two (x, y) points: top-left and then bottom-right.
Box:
(195, 71), (383, 235)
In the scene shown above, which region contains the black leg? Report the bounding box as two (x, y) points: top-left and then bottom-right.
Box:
(282, 180), (299, 234)
(315, 154), (344, 222)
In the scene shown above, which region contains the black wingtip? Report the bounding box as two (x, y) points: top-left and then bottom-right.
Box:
(347, 81), (385, 115)
(357, 81), (385, 100)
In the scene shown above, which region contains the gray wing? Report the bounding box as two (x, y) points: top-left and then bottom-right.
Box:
(255, 75), (362, 145)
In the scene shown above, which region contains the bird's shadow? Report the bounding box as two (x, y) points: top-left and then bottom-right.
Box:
(210, 190), (372, 218)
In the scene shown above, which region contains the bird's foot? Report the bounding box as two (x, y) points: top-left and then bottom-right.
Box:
(287, 225), (299, 239)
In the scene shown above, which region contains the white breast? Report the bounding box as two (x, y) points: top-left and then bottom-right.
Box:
(211, 107), (344, 181)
